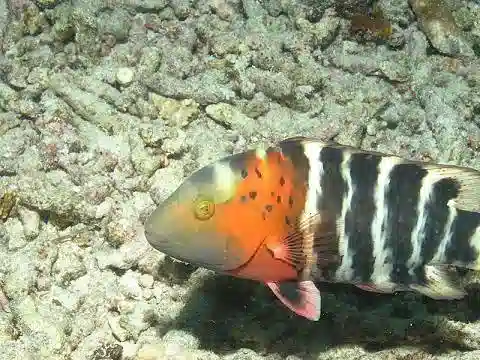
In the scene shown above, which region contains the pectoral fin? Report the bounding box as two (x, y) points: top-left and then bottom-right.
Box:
(266, 280), (321, 321)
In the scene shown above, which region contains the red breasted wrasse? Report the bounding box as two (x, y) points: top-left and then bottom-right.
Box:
(144, 136), (480, 321)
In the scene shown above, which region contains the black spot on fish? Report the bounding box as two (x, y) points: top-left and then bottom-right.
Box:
(265, 205), (273, 212)
(255, 168), (262, 178)
(285, 216), (291, 226)
(249, 191), (257, 200)
(240, 195), (247, 203)
(271, 191), (275, 197)
(241, 169), (248, 178)
(276, 195), (282, 204)
(279, 176), (285, 186)
(288, 196), (294, 208)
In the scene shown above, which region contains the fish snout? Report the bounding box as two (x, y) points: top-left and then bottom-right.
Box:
(144, 206), (227, 270)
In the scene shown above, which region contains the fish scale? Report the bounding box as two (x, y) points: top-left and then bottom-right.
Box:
(342, 152), (380, 283)
(382, 162), (425, 286)
(413, 178), (459, 269)
(296, 141), (480, 297)
(144, 136), (480, 321)
(312, 146), (346, 279)
(446, 210), (479, 265)
(296, 141), (480, 287)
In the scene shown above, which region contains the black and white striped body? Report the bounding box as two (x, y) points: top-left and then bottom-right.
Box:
(278, 137), (480, 297)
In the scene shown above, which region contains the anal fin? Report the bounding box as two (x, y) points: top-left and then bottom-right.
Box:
(266, 280), (321, 321)
(409, 265), (467, 300)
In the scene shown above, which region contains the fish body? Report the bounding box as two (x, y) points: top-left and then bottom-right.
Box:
(144, 136), (480, 321)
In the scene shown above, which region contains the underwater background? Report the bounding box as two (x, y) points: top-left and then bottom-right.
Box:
(0, 0), (480, 359)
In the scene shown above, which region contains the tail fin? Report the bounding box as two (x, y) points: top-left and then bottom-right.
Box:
(410, 164), (480, 299)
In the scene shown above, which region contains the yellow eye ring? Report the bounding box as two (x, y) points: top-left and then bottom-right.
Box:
(193, 197), (215, 221)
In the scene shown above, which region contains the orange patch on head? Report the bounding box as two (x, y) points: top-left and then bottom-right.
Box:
(213, 149), (308, 282)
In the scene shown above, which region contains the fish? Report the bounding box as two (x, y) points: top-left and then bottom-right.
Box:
(144, 136), (480, 321)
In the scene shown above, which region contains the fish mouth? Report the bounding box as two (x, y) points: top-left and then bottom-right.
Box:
(166, 255), (191, 265)
(144, 227), (230, 272)
(162, 249), (220, 270)
(144, 231), (193, 263)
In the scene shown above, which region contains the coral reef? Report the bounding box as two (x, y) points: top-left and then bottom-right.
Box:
(0, 0), (479, 359)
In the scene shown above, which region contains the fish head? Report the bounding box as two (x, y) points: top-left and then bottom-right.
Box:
(144, 145), (308, 282)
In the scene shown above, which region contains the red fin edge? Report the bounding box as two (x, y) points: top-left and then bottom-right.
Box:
(266, 280), (321, 321)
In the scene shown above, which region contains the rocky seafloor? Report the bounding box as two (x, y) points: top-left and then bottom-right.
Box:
(0, 0), (480, 359)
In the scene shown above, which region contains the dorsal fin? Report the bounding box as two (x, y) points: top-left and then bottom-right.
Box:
(280, 137), (480, 214)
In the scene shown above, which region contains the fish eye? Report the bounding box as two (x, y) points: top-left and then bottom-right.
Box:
(193, 196), (215, 221)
